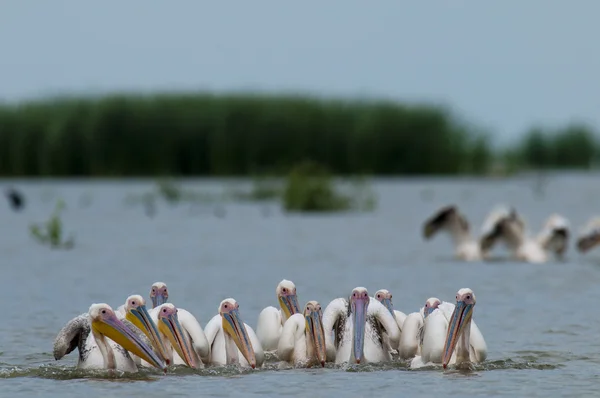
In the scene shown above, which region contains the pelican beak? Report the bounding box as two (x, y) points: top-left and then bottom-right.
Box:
(279, 294), (300, 318)
(158, 311), (197, 368)
(352, 296), (368, 364)
(423, 306), (435, 319)
(442, 300), (473, 369)
(152, 293), (168, 308)
(92, 312), (166, 372)
(380, 298), (394, 317)
(305, 310), (326, 367)
(222, 308), (256, 369)
(126, 304), (170, 365)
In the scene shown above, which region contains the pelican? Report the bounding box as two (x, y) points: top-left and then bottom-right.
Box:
(256, 279), (301, 352)
(410, 289), (487, 368)
(120, 295), (201, 368)
(423, 204), (516, 261)
(117, 282), (210, 367)
(277, 300), (327, 367)
(397, 297), (441, 360)
(53, 303), (167, 372)
(204, 298), (264, 368)
(373, 289), (406, 354)
(149, 303), (204, 368)
(322, 287), (400, 364)
(577, 217), (600, 253)
(150, 281), (169, 307)
(480, 212), (570, 263)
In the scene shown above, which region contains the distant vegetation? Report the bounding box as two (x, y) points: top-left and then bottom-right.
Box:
(0, 92), (598, 177)
(283, 160), (376, 212)
(29, 200), (74, 249)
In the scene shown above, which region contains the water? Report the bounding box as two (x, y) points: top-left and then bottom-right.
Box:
(2, 173), (600, 397)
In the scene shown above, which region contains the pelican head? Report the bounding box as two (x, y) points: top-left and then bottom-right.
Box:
(123, 294), (169, 364)
(276, 279), (300, 320)
(303, 300), (326, 367)
(442, 288), (476, 368)
(423, 297), (442, 319)
(150, 282), (169, 308)
(219, 298), (257, 369)
(374, 289), (394, 317)
(350, 287), (369, 364)
(156, 304), (198, 368)
(89, 303), (166, 371)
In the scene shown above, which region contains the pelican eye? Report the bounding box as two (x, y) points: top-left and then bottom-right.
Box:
(101, 309), (106, 314)
(376, 294), (381, 299)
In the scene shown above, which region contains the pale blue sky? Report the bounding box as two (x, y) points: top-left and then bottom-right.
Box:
(1, 1), (598, 143)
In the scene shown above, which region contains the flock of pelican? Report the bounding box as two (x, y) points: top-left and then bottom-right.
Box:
(53, 281), (486, 373)
(423, 204), (600, 264)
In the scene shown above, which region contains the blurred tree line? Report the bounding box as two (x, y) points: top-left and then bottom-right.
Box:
(0, 93), (597, 177)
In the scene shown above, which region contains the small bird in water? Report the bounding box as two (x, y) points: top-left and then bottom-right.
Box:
(4, 187), (25, 211)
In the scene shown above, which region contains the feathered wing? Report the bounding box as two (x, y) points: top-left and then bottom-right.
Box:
(255, 306), (283, 352)
(322, 298), (348, 362)
(53, 313), (90, 361)
(277, 313), (304, 363)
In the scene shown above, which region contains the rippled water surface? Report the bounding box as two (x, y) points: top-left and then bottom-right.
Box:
(2, 173), (600, 397)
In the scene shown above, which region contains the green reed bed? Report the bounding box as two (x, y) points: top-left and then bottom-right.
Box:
(0, 93), (492, 177)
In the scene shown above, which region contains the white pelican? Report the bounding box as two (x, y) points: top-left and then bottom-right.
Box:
(53, 303), (167, 372)
(204, 298), (264, 368)
(397, 297), (441, 360)
(322, 287), (400, 364)
(480, 212), (570, 263)
(423, 204), (516, 261)
(373, 289), (406, 354)
(256, 279), (301, 352)
(410, 289), (487, 368)
(117, 282), (210, 367)
(150, 281), (169, 308)
(577, 217), (600, 253)
(149, 303), (206, 368)
(277, 300), (327, 367)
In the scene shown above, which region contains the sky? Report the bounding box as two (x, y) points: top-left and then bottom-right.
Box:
(1, 1), (599, 144)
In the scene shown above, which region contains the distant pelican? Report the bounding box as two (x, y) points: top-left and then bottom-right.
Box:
(204, 298), (264, 368)
(577, 217), (600, 253)
(373, 289), (406, 354)
(481, 212), (570, 263)
(397, 297), (440, 360)
(53, 303), (166, 372)
(423, 204), (515, 261)
(322, 287), (399, 364)
(256, 279), (301, 352)
(277, 300), (327, 367)
(410, 289), (487, 368)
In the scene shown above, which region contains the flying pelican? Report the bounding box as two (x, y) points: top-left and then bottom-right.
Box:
(423, 204), (516, 261)
(373, 289), (406, 354)
(53, 303), (167, 372)
(322, 287), (400, 364)
(480, 212), (570, 263)
(576, 217), (600, 253)
(410, 289), (487, 368)
(277, 300), (327, 367)
(256, 279), (301, 352)
(204, 298), (264, 369)
(397, 297), (441, 360)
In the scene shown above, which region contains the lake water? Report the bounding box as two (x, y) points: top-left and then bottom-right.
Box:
(2, 173), (600, 397)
